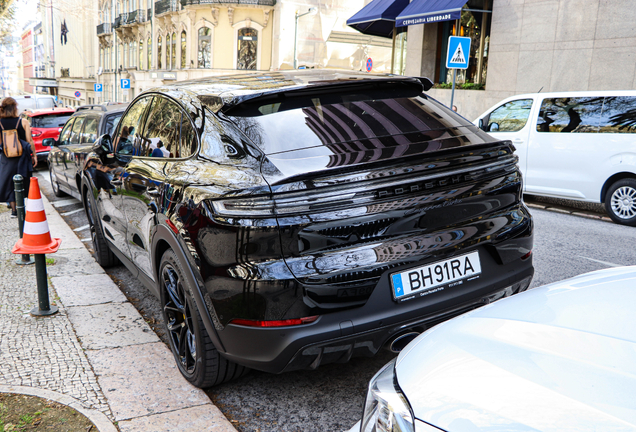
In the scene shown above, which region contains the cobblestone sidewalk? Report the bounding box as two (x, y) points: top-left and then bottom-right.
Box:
(0, 208), (112, 418)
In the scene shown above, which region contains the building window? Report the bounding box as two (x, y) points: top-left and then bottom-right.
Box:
(130, 41), (135, 67)
(118, 43), (123, 69)
(139, 39), (143, 69)
(100, 48), (104, 68)
(237, 27), (257, 70)
(392, 30), (407, 75)
(435, 0), (491, 86)
(147, 37), (151, 69)
(181, 30), (186, 69)
(158, 35), (162, 69)
(171, 32), (176, 70)
(166, 33), (171, 69)
(198, 27), (211, 68)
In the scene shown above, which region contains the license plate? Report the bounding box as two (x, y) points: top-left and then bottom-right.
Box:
(391, 251), (481, 301)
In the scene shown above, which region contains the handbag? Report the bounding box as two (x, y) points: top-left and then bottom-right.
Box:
(0, 119), (24, 158)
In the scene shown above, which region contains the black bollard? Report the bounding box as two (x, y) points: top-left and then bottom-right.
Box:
(30, 254), (58, 316)
(13, 175), (34, 266)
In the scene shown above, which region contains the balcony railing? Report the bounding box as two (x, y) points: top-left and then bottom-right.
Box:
(154, 0), (178, 15)
(181, 0), (275, 5)
(113, 16), (122, 28)
(97, 23), (112, 35)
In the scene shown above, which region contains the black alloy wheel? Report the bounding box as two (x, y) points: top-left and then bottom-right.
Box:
(84, 189), (118, 267)
(159, 249), (248, 388)
(605, 178), (636, 226)
(49, 168), (65, 197)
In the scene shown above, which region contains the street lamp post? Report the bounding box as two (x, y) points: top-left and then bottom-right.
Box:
(294, 7), (317, 69)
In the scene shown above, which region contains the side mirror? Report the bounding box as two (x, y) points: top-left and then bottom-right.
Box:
(92, 133), (112, 153)
(42, 138), (56, 147)
(489, 122), (499, 132)
(478, 118), (484, 130)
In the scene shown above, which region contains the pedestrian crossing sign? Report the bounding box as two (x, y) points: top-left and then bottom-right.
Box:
(446, 36), (471, 69)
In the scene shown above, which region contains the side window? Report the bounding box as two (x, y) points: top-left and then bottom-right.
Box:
(104, 113), (123, 135)
(142, 96), (182, 158)
(58, 118), (75, 145)
(536, 97), (603, 133)
(69, 117), (85, 144)
(114, 97), (153, 156)
(180, 113), (196, 157)
(599, 96), (636, 134)
(487, 99), (533, 132)
(81, 117), (99, 143)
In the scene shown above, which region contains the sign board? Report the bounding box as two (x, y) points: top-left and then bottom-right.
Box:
(120, 79), (131, 89)
(94, 83), (103, 92)
(366, 58), (373, 72)
(74, 90), (81, 99)
(446, 36), (471, 70)
(161, 72), (177, 80)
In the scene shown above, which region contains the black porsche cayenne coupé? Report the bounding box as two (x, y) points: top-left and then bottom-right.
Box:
(79, 71), (534, 387)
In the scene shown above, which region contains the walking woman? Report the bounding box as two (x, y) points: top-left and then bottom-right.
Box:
(0, 97), (37, 218)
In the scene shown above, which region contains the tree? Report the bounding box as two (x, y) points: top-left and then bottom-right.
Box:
(0, 2), (16, 44)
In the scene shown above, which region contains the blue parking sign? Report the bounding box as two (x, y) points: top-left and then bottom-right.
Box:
(121, 79), (131, 89)
(94, 83), (103, 92)
(446, 36), (471, 70)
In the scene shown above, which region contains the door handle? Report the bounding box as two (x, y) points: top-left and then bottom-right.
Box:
(111, 179), (122, 186)
(512, 138), (524, 144)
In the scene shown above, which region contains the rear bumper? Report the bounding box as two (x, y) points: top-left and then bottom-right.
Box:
(217, 248), (534, 374)
(36, 150), (49, 163)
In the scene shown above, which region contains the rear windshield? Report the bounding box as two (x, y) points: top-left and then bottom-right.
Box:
(225, 87), (472, 155)
(30, 114), (73, 128)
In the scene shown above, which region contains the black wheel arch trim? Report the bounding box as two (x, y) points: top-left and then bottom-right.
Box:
(151, 223), (226, 354)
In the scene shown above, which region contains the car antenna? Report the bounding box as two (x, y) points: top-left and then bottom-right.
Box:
(537, 86), (544, 93)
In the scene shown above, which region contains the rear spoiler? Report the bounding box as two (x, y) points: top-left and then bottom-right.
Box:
(199, 77), (435, 116)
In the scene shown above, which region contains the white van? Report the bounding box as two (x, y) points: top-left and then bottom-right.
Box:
(12, 95), (57, 113)
(475, 91), (636, 226)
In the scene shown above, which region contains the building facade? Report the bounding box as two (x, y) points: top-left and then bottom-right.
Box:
(403, 0), (636, 120)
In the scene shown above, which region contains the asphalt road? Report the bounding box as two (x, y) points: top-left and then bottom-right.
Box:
(32, 168), (636, 432)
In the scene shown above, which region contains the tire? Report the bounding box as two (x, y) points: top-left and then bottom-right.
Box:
(49, 168), (65, 197)
(159, 249), (248, 388)
(604, 178), (636, 226)
(85, 189), (118, 267)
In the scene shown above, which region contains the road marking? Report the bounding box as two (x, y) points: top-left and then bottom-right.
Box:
(80, 238), (92, 242)
(579, 256), (622, 268)
(73, 224), (90, 232)
(51, 198), (80, 208)
(61, 208), (84, 216)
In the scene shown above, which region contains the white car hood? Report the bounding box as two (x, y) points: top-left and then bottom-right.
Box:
(396, 266), (636, 432)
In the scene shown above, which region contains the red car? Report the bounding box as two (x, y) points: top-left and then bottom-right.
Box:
(21, 107), (75, 163)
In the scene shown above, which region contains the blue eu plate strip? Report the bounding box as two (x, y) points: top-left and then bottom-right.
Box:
(392, 274), (404, 297)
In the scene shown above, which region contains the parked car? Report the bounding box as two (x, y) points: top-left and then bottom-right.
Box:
(349, 266), (636, 432)
(474, 91), (636, 225)
(12, 94), (57, 112)
(44, 104), (127, 199)
(79, 70), (534, 388)
(20, 107), (75, 164)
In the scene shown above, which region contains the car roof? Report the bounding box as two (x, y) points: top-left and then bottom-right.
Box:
(70, 104), (128, 118)
(24, 107), (75, 116)
(142, 70), (432, 113)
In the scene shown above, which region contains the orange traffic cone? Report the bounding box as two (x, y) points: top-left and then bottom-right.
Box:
(12, 177), (62, 255)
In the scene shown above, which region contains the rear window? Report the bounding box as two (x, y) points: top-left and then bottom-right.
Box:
(224, 85), (472, 155)
(30, 113), (73, 128)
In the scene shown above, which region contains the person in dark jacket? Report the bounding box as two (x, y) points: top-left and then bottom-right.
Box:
(0, 97), (37, 218)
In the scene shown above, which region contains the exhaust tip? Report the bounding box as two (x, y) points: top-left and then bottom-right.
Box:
(389, 332), (420, 353)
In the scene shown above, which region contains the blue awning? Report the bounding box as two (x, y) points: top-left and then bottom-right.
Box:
(347, 0), (410, 39)
(396, 0), (467, 27)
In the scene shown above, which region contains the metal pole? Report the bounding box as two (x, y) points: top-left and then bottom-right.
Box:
(390, 26), (397, 74)
(13, 175), (34, 266)
(293, 11), (299, 69)
(30, 254), (58, 316)
(450, 68), (457, 109)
